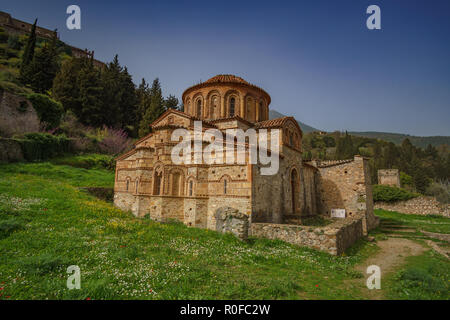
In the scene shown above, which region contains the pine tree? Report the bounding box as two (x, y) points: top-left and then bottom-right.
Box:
(136, 78), (151, 126)
(138, 78), (165, 137)
(164, 95), (179, 110)
(20, 18), (37, 83)
(78, 57), (103, 126)
(100, 55), (123, 127)
(52, 57), (85, 115)
(118, 66), (138, 130)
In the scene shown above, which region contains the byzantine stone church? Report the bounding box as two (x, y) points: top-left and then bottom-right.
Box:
(114, 75), (378, 235)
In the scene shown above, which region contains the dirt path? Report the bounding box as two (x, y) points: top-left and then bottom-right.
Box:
(354, 238), (426, 299)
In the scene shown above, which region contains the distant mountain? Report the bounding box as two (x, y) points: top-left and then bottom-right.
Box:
(269, 109), (449, 148)
(348, 132), (450, 148)
(269, 109), (319, 133)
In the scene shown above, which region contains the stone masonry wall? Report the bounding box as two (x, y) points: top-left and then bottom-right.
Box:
(316, 155), (378, 234)
(375, 196), (450, 217)
(250, 217), (363, 255)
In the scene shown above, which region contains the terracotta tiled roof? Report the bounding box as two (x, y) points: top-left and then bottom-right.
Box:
(203, 74), (250, 85)
(182, 74), (271, 105)
(254, 117), (291, 128)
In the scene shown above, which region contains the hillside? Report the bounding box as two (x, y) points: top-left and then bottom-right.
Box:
(270, 109), (449, 148)
(349, 131), (450, 149)
(269, 109), (319, 133)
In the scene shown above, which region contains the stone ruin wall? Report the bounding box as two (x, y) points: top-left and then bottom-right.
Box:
(316, 156), (378, 234)
(377, 169), (400, 187)
(250, 217), (363, 255)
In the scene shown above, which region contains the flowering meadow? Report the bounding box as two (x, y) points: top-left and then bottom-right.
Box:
(0, 160), (447, 300)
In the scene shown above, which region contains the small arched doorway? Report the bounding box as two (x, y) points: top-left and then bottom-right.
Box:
(290, 168), (298, 213)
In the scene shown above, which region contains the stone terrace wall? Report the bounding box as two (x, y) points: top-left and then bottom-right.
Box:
(250, 217), (363, 255)
(375, 196), (449, 217)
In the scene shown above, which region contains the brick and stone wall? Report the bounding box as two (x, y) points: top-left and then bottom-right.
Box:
(375, 196), (449, 217)
(250, 217), (363, 255)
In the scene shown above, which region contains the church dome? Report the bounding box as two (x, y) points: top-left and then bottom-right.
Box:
(182, 74), (271, 123)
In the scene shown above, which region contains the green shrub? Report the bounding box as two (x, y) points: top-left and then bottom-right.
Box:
(15, 133), (71, 161)
(51, 154), (115, 170)
(26, 93), (64, 129)
(373, 184), (419, 202)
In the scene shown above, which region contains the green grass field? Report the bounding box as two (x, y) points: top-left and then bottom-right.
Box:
(0, 158), (448, 300)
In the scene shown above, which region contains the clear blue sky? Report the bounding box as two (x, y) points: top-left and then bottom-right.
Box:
(3, 0), (449, 136)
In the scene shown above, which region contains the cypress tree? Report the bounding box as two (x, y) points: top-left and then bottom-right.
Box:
(20, 18), (37, 83)
(26, 30), (59, 93)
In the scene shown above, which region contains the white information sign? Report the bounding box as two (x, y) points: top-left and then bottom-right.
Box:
(331, 209), (346, 218)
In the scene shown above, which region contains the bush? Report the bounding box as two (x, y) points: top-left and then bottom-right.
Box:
(425, 180), (450, 204)
(97, 126), (132, 155)
(373, 184), (419, 203)
(51, 154), (115, 170)
(26, 93), (64, 130)
(400, 172), (413, 189)
(15, 133), (71, 161)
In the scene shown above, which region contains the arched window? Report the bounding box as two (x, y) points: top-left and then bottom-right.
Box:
(153, 171), (162, 195)
(135, 179), (139, 193)
(289, 133), (293, 146)
(189, 180), (193, 196)
(224, 179), (227, 194)
(229, 97), (235, 117)
(196, 100), (202, 117)
(126, 179), (130, 191)
(172, 172), (181, 196)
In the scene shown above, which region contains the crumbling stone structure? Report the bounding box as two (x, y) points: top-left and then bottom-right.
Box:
(377, 169), (400, 187)
(215, 207), (249, 240)
(114, 75), (379, 253)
